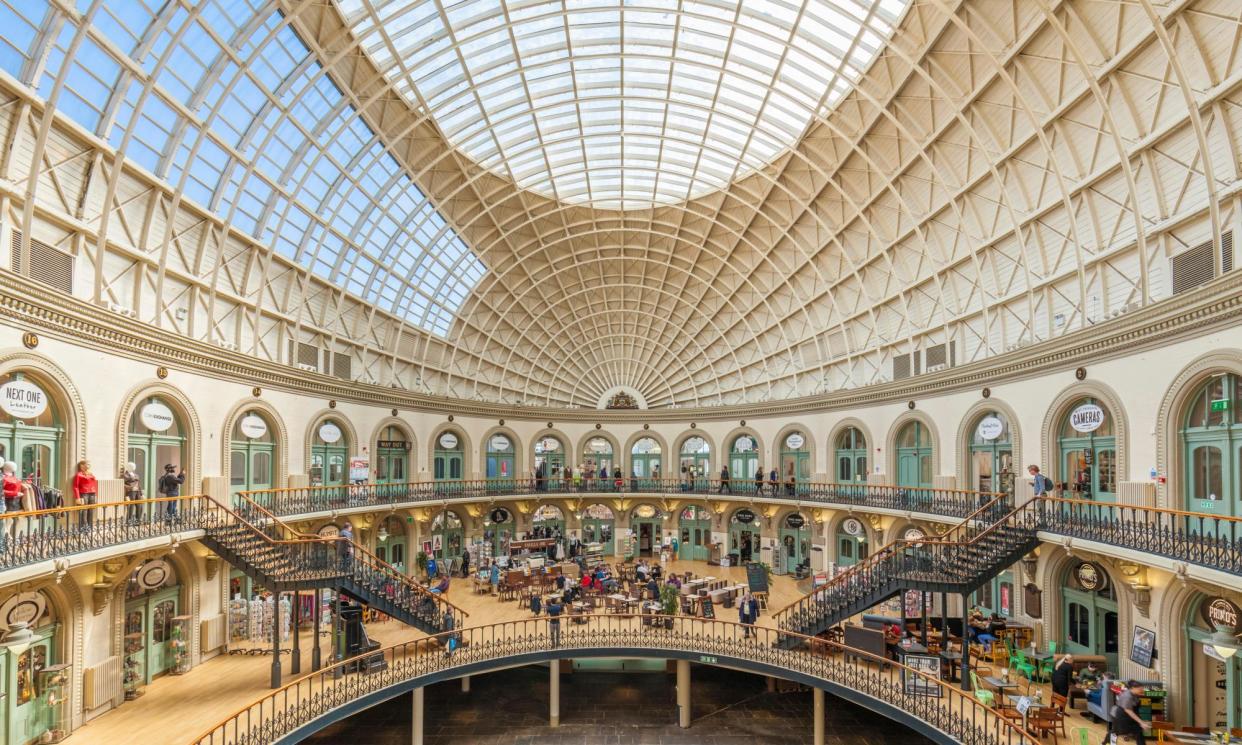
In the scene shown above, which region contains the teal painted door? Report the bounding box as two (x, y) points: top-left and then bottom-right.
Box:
(2, 626), (57, 745)
(897, 450), (931, 488)
(125, 587), (180, 685)
(229, 441), (274, 498)
(730, 526), (760, 563)
(581, 518), (615, 554)
(310, 445), (347, 486)
(780, 521), (809, 573)
(376, 447), (409, 484)
(434, 450), (463, 481)
(375, 536), (407, 573)
(1063, 587), (1119, 671)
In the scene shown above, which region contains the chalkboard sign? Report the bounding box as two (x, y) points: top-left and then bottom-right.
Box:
(700, 597), (715, 619)
(746, 564), (769, 593)
(901, 654), (942, 697)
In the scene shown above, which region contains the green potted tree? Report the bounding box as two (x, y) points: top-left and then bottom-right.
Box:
(659, 583), (680, 629)
(415, 551), (429, 581)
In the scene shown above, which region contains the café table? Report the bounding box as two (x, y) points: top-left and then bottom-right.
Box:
(983, 676), (1021, 695)
(939, 651), (962, 681)
(1168, 734), (1239, 744)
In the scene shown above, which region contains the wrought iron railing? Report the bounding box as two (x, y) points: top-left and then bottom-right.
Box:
(190, 615), (1034, 745)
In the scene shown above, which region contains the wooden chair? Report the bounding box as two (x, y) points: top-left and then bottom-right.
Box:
(1029, 707), (1066, 741)
(1050, 692), (1068, 713)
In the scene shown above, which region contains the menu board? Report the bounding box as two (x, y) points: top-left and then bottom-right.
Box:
(901, 654), (942, 696)
(700, 597), (715, 619)
(746, 564), (769, 594)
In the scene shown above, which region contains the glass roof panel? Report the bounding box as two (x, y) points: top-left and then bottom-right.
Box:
(338, 0), (910, 210)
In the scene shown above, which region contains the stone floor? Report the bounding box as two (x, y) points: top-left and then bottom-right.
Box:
(301, 665), (936, 745)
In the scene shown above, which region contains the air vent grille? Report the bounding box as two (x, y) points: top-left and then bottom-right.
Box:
(333, 352), (352, 380)
(1172, 231), (1234, 295)
(11, 231), (73, 293)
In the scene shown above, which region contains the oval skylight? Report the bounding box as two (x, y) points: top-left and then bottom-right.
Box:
(338, 0), (910, 210)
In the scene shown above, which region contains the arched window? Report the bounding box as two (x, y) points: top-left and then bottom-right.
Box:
(630, 437), (662, 486)
(532, 504), (565, 537)
(580, 503), (615, 554)
(1060, 562), (1119, 670)
(485, 433), (515, 483)
(375, 425), (411, 484)
(779, 431), (810, 489)
(629, 504), (663, 558)
(126, 395), (187, 502)
(895, 421), (933, 488)
(780, 513), (811, 574)
(533, 436), (566, 479)
(0, 371), (66, 491)
(727, 508), (761, 564)
(834, 427), (867, 482)
(230, 410), (275, 496)
(433, 430), (464, 481)
(374, 515), (407, 571)
(124, 558), (184, 684)
(1181, 375), (1242, 518)
(483, 506), (515, 555)
(968, 412), (1014, 496)
(1, 588), (62, 738)
(310, 418), (349, 487)
(679, 436), (711, 488)
(729, 435), (758, 482)
(583, 437), (614, 478)
(835, 517), (869, 567)
(1058, 398), (1116, 501)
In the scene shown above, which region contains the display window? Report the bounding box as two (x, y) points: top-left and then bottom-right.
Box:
(309, 418), (349, 487)
(1058, 398), (1116, 502)
(580, 503), (615, 554)
(0, 371), (66, 497)
(968, 412), (1014, 496)
(126, 395), (187, 509)
(0, 590), (62, 745)
(895, 421), (933, 488)
(123, 558), (182, 687)
(229, 410), (275, 498)
(835, 427), (867, 483)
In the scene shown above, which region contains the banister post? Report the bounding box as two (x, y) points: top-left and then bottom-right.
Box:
(961, 594), (971, 691)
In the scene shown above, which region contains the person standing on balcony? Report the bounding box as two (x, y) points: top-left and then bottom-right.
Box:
(1028, 465), (1055, 497)
(72, 460), (98, 530)
(158, 464), (185, 520)
(754, 466), (764, 495)
(546, 596), (563, 648)
(2, 461), (21, 514)
(768, 466), (779, 497)
(719, 465), (731, 494)
(739, 592), (759, 639)
(339, 521), (355, 572)
(121, 462), (142, 523)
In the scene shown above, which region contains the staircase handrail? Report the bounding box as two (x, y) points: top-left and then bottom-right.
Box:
(190, 614), (1034, 745)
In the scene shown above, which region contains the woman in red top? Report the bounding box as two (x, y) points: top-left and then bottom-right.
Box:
(2, 461), (21, 513)
(73, 460), (98, 529)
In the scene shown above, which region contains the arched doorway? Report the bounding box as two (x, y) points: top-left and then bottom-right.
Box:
(433, 430), (465, 482)
(1180, 375), (1241, 518)
(531, 504), (565, 538)
(373, 515), (407, 573)
(895, 421), (933, 489)
(123, 558), (184, 686)
(582, 437), (614, 484)
(580, 503), (615, 555)
(309, 418), (349, 487)
(678, 505), (712, 562)
(780, 512), (811, 574)
(679, 436), (711, 490)
(834, 426), (867, 482)
(1061, 561), (1119, 670)
(485, 433), (516, 486)
(779, 431), (810, 493)
(1058, 398), (1116, 501)
(430, 510), (464, 561)
(835, 517), (869, 568)
(630, 438), (662, 488)
(1186, 595), (1242, 729)
(729, 435), (759, 487)
(229, 410), (275, 498)
(375, 425), (411, 485)
(126, 395), (188, 511)
(0, 589), (64, 744)
(0, 370), (66, 495)
(483, 506), (515, 558)
(533, 436), (566, 485)
(729, 508), (761, 564)
(968, 412), (1014, 496)
(629, 504), (663, 558)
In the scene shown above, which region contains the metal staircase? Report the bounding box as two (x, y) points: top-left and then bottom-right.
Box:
(775, 495), (1038, 644)
(198, 494), (464, 636)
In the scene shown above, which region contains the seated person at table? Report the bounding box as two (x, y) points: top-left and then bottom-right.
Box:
(666, 574), (682, 590)
(1085, 672), (1114, 709)
(636, 560), (650, 581)
(646, 577), (659, 600)
(884, 623), (903, 648)
(580, 573), (593, 590)
(651, 564), (663, 581)
(1077, 660), (1101, 686)
(968, 607), (996, 650)
(430, 576), (450, 594)
(555, 573), (568, 591)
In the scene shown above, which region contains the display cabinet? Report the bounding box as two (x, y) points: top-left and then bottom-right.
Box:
(170, 615), (192, 674)
(37, 663), (70, 742)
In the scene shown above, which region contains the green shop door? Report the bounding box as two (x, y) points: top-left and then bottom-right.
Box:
(780, 514), (810, 573)
(1, 624), (58, 745)
(376, 447), (409, 484)
(1063, 588), (1119, 671)
(229, 441), (274, 497)
(124, 587), (180, 684)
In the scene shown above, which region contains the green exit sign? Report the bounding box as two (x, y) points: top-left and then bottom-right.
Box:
(699, 655), (718, 664)
(1211, 399), (1230, 412)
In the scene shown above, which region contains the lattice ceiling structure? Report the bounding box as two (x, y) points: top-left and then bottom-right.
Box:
(4, 0), (1240, 408)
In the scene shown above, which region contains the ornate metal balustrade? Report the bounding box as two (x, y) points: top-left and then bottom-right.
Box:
(190, 615), (1034, 745)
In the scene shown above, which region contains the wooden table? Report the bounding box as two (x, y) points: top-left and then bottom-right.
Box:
(983, 676), (1021, 694)
(939, 651), (962, 681)
(1168, 734), (1239, 744)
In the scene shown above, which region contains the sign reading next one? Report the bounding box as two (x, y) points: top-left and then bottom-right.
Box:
(0, 379), (48, 419)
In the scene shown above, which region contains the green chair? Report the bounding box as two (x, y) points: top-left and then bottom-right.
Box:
(970, 671), (995, 706)
(1036, 641), (1058, 681)
(1010, 648), (1037, 680)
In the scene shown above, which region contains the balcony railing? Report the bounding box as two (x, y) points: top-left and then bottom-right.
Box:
(191, 615), (1034, 745)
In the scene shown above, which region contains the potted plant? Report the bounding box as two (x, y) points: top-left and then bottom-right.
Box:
(659, 583), (680, 629)
(415, 551), (429, 580)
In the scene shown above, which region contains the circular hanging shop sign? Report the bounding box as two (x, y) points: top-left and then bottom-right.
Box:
(489, 507), (511, 525)
(976, 416), (1004, 441)
(0, 592), (45, 627)
(1201, 597), (1242, 631)
(0, 379), (47, 419)
(684, 436), (707, 452)
(318, 422), (342, 444)
(1075, 561), (1106, 591)
(439, 432), (458, 450)
(903, 527), (926, 541)
(734, 436), (755, 452)
(785, 513), (806, 529)
(587, 438), (610, 453)
(786, 433), (805, 449)
(318, 524), (340, 538)
(734, 509), (757, 524)
(843, 518), (865, 536)
(490, 435), (511, 452)
(136, 559), (172, 591)
(140, 401), (175, 432)
(239, 414), (267, 439)
(1069, 403), (1106, 433)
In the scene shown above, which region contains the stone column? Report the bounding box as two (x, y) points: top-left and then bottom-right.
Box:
(676, 660), (691, 728)
(411, 687), (424, 745)
(461, 675), (471, 693)
(549, 661), (560, 727)
(813, 687), (825, 745)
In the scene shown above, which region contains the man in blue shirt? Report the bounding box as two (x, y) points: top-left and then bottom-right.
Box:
(1028, 465), (1054, 496)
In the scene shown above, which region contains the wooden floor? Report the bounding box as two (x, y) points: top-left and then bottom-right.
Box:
(73, 559), (1110, 745)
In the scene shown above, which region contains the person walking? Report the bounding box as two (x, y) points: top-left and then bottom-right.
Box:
(546, 596), (563, 648)
(489, 561), (500, 595)
(719, 465), (731, 494)
(768, 466), (779, 497)
(1105, 680), (1151, 745)
(158, 464), (185, 519)
(1028, 465), (1055, 496)
(754, 466), (764, 495)
(442, 608), (457, 658)
(739, 592), (759, 638)
(1050, 653), (1074, 700)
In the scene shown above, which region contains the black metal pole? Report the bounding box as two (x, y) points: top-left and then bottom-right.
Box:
(333, 590), (343, 679)
(920, 592), (928, 646)
(291, 589), (301, 675)
(312, 588), (322, 671)
(270, 592), (282, 689)
(960, 594), (971, 691)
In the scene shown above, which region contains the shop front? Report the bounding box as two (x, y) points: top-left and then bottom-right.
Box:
(835, 517), (869, 568)
(485, 434), (516, 486)
(779, 512), (810, 574)
(1180, 374), (1241, 519)
(1187, 595), (1242, 730)
(679, 436), (711, 489)
(582, 437), (614, 482)
(968, 412), (1014, 496)
(1062, 560), (1119, 670)
(0, 371), (66, 498)
(373, 515), (407, 573)
(430, 510), (464, 561)
(629, 438), (661, 488)
(729, 508), (761, 564)
(531, 504), (565, 538)
(779, 432), (810, 492)
(835, 427), (867, 482)
(1058, 399), (1116, 502)
(433, 431), (465, 482)
(729, 435), (758, 485)
(123, 558), (185, 689)
(678, 505), (712, 562)
(579, 503), (615, 555)
(374, 425), (411, 485)
(0, 590), (65, 745)
(483, 507), (515, 558)
(533, 436), (566, 485)
(309, 418), (348, 487)
(229, 410), (275, 498)
(629, 504), (663, 557)
(895, 421), (933, 489)
(126, 395), (187, 509)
